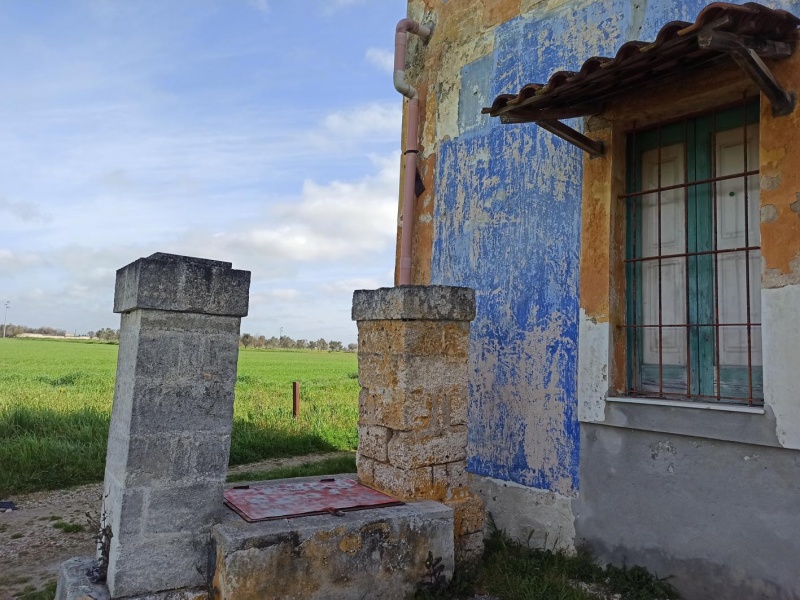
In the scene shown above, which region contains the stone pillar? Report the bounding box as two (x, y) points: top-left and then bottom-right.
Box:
(352, 286), (484, 561)
(102, 253), (250, 598)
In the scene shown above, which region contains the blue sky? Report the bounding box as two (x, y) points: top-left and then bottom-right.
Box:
(0, 0), (407, 344)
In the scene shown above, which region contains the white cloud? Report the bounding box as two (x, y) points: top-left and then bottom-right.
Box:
(0, 150), (400, 340)
(0, 249), (44, 275)
(320, 277), (388, 295)
(320, 102), (401, 140)
(0, 198), (52, 224)
(365, 48), (395, 74)
(248, 0), (270, 14)
(252, 289), (300, 303)
(186, 151), (399, 266)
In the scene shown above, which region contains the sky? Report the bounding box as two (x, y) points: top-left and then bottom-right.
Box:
(0, 0), (407, 344)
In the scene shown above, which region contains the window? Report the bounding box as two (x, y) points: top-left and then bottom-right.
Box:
(625, 99), (762, 404)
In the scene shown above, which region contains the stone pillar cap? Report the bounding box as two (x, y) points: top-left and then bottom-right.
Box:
(352, 285), (475, 322)
(114, 252), (251, 316)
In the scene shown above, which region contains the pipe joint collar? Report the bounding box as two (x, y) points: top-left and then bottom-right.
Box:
(396, 18), (432, 39)
(394, 71), (417, 99)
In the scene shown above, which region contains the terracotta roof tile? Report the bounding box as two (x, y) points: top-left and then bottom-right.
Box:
(484, 2), (799, 123)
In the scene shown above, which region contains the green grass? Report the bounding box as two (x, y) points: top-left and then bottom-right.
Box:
(0, 338), (359, 496)
(17, 581), (58, 600)
(415, 528), (680, 600)
(52, 521), (85, 533)
(0, 575), (30, 587)
(227, 454), (357, 483)
(477, 532), (678, 600)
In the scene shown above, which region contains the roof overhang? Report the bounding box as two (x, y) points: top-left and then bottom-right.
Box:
(483, 2), (800, 156)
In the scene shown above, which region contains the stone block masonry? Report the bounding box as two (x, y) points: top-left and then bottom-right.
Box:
(100, 253), (250, 598)
(352, 286), (485, 561)
(211, 474), (454, 600)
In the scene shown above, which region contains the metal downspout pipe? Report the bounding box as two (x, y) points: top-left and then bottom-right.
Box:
(394, 18), (431, 286)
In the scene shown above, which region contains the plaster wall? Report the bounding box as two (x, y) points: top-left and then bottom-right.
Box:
(762, 283), (800, 448)
(470, 475), (575, 551)
(414, 0), (636, 504)
(576, 424), (800, 599)
(402, 0), (800, 586)
(407, 0), (800, 506)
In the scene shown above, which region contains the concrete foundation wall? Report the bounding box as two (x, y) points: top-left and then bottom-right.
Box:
(576, 424), (800, 600)
(470, 475), (574, 552)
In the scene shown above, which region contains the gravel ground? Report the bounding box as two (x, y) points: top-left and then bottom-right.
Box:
(0, 452), (353, 600)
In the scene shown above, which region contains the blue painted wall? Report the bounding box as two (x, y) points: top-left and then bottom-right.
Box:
(429, 0), (800, 497)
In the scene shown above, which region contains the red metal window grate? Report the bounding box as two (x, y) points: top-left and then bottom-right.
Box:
(623, 98), (763, 406)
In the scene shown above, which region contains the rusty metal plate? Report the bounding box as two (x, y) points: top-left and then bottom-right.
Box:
(223, 478), (404, 522)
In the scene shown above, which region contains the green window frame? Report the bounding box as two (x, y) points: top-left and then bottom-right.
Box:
(625, 100), (763, 404)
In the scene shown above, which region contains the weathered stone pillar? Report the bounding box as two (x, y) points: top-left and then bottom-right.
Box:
(102, 253), (250, 598)
(352, 285), (484, 560)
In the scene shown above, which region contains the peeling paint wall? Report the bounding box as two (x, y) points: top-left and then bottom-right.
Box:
(434, 123), (582, 496)
(406, 0), (663, 499)
(399, 0), (800, 593)
(423, 0), (636, 500)
(406, 0), (800, 489)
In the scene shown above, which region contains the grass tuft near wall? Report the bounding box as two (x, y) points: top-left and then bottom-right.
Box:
(0, 338), (358, 496)
(226, 454), (357, 484)
(415, 527), (680, 600)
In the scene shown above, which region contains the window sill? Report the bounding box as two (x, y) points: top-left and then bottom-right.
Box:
(607, 396), (765, 414)
(583, 395), (781, 449)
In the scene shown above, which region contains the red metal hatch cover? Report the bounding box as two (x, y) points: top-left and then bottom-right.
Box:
(223, 478), (404, 522)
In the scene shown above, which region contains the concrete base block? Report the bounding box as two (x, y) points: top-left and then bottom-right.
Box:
(454, 531), (485, 562)
(56, 557), (208, 600)
(471, 475), (575, 552)
(212, 476), (454, 600)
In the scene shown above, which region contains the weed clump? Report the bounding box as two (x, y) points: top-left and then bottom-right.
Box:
(414, 527), (679, 600)
(53, 520), (85, 533)
(17, 581), (57, 600)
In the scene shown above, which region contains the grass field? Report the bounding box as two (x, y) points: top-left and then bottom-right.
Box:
(0, 338), (359, 496)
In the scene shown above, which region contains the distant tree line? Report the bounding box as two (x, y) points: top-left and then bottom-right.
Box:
(239, 334), (357, 352)
(1, 324), (121, 341)
(2, 324), (67, 337)
(91, 328), (120, 341)
(2, 323), (355, 351)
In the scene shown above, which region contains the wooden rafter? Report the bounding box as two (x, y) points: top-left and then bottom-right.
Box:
(536, 120), (605, 158)
(698, 28), (796, 116)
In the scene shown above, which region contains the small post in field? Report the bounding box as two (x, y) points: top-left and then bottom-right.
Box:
(292, 381), (300, 419)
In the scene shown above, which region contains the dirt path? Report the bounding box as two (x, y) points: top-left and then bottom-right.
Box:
(0, 452), (354, 600)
